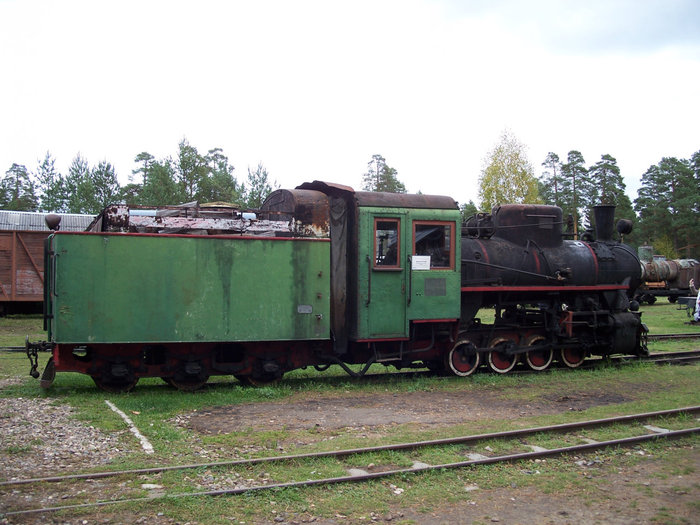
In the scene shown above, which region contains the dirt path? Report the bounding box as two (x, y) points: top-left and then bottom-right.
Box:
(180, 388), (630, 435)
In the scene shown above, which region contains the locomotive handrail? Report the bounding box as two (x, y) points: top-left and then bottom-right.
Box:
(462, 258), (562, 282)
(407, 255), (412, 305)
(366, 254), (371, 306)
(51, 252), (59, 298)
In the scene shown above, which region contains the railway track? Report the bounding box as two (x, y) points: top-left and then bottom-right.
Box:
(2, 347), (699, 387)
(644, 350), (700, 365)
(2, 330), (699, 356)
(647, 333), (700, 341)
(3, 406), (699, 517)
(2, 332), (698, 354)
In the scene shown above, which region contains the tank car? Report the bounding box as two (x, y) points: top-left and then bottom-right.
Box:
(634, 247), (700, 304)
(26, 182), (647, 392)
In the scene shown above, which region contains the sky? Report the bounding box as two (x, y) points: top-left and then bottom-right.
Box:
(1, 0), (699, 207)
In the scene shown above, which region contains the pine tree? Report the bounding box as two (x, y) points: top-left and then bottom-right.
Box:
(635, 156), (698, 257)
(0, 163), (38, 211)
(64, 154), (96, 214)
(361, 154), (407, 193)
(244, 163), (276, 208)
(539, 152), (564, 207)
(35, 152), (67, 212)
(560, 151), (588, 236)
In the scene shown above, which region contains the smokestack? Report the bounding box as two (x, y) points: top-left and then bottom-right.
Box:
(593, 205), (615, 241)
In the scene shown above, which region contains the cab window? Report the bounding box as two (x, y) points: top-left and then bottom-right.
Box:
(413, 221), (454, 269)
(374, 218), (400, 268)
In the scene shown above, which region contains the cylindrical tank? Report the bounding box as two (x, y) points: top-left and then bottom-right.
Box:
(640, 259), (679, 282)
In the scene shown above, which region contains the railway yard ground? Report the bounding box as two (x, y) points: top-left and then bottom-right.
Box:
(1, 303), (699, 525)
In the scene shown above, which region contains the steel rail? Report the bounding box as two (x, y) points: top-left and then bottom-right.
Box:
(583, 350), (700, 366)
(4, 426), (698, 517)
(647, 333), (700, 341)
(2, 406), (698, 488)
(649, 355), (700, 365)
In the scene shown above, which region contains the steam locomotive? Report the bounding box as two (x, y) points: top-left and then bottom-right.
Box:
(27, 181), (647, 392)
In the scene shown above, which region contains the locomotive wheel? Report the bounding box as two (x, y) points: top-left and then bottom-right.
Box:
(487, 338), (517, 374)
(446, 341), (480, 377)
(92, 376), (139, 393)
(559, 348), (585, 368)
(523, 335), (553, 371)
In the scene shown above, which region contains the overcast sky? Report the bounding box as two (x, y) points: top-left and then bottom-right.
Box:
(1, 0), (699, 207)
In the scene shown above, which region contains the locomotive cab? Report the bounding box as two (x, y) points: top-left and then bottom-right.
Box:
(295, 181), (463, 355)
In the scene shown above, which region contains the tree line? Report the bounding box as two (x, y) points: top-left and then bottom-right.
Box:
(3, 135), (699, 259)
(0, 139), (276, 215)
(477, 130), (699, 259)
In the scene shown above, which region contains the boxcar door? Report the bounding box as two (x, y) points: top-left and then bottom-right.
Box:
(362, 213), (408, 338)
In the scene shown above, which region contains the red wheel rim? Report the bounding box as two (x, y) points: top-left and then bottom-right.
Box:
(523, 335), (552, 371)
(528, 350), (549, 368)
(491, 351), (512, 370)
(561, 348), (585, 367)
(451, 349), (478, 374)
(489, 350), (516, 372)
(447, 342), (480, 377)
(527, 350), (552, 369)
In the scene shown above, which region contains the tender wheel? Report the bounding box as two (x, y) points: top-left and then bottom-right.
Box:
(487, 337), (517, 374)
(523, 335), (553, 371)
(164, 361), (210, 391)
(92, 376), (139, 393)
(446, 340), (480, 377)
(235, 373), (282, 386)
(559, 348), (585, 368)
(168, 375), (209, 391)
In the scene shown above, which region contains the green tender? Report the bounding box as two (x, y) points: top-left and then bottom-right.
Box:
(47, 233), (331, 344)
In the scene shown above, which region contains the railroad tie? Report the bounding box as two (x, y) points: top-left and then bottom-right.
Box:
(643, 425), (670, 434)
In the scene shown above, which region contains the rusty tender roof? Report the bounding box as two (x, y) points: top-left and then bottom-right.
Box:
(296, 180), (458, 210)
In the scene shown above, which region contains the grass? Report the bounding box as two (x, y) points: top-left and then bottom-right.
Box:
(0, 313), (45, 347)
(0, 304), (698, 523)
(639, 300), (700, 335)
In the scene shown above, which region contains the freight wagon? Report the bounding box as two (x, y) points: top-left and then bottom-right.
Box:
(0, 211), (94, 315)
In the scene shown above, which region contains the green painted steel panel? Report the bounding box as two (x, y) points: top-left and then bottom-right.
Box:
(48, 233), (330, 343)
(406, 209), (461, 322)
(356, 209), (407, 338)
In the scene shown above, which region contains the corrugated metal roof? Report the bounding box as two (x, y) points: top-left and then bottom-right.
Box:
(0, 210), (95, 232)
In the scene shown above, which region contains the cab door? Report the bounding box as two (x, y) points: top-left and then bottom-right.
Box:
(359, 213), (408, 338)
(408, 219), (461, 321)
